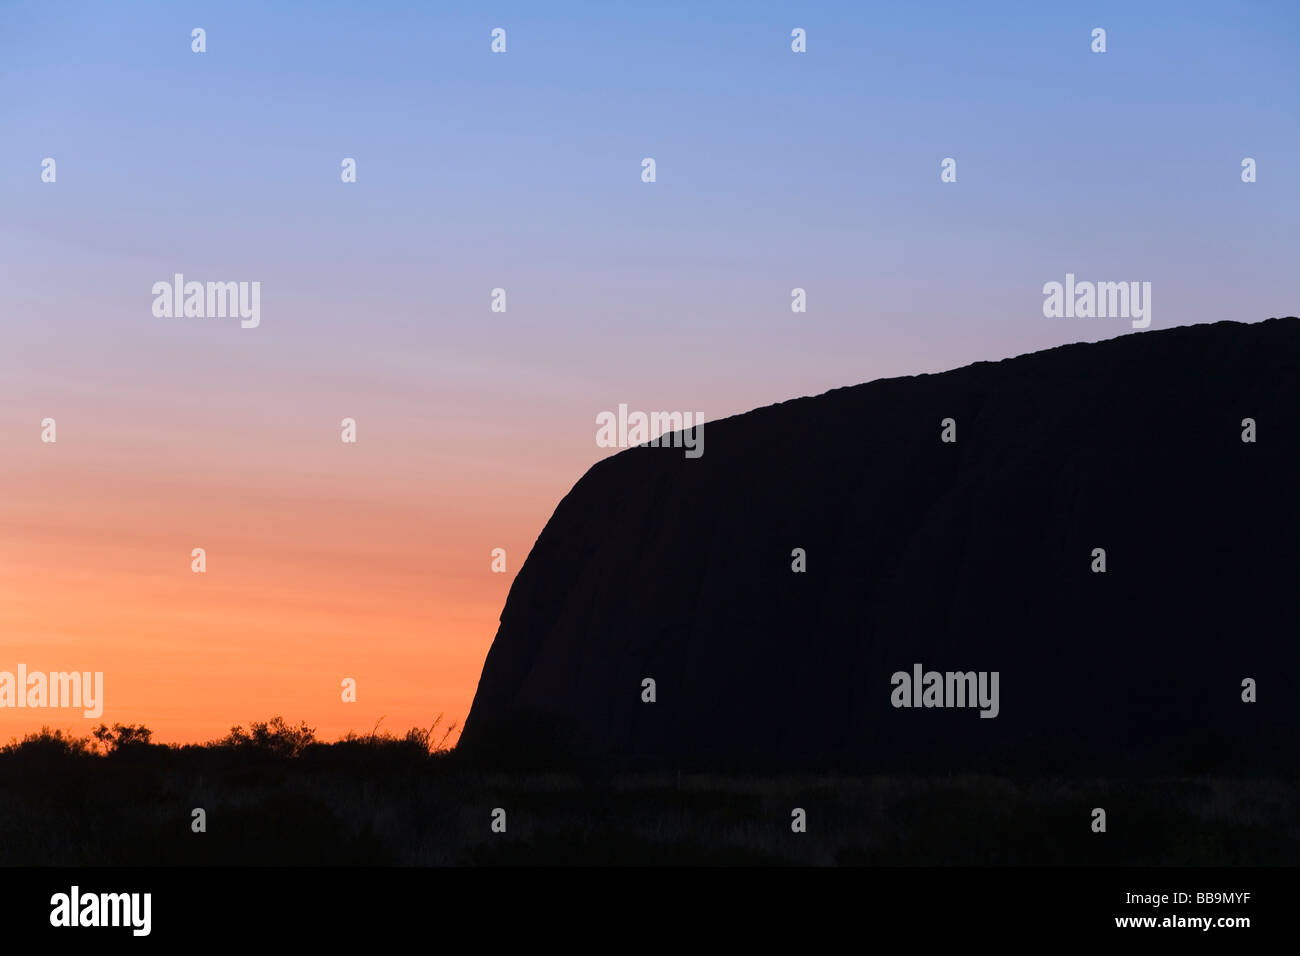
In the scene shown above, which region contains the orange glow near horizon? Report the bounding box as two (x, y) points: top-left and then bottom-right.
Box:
(3, 475), (512, 746)
(0, 356), (760, 746)
(0, 389), (579, 746)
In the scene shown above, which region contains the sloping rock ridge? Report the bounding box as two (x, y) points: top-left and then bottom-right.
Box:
(462, 318), (1300, 773)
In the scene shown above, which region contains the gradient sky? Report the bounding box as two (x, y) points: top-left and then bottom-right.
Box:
(2, 0), (1297, 744)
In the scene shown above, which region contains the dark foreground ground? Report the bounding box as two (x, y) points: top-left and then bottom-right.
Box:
(1, 721), (1295, 866)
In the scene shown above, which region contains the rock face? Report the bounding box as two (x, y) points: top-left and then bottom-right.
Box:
(461, 318), (1300, 773)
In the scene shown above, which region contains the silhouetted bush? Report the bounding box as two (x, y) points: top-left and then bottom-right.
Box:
(217, 717), (317, 758)
(1, 726), (97, 759)
(92, 722), (154, 752)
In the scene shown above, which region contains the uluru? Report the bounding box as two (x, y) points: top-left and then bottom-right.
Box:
(461, 318), (1300, 775)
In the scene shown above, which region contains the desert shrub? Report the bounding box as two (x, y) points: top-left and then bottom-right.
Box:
(1, 726), (98, 758)
(218, 717), (317, 758)
(92, 722), (154, 753)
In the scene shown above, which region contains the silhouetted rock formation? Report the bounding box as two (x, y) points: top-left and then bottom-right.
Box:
(462, 318), (1300, 773)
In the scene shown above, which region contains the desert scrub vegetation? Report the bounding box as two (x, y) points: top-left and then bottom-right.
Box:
(0, 719), (1295, 866)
